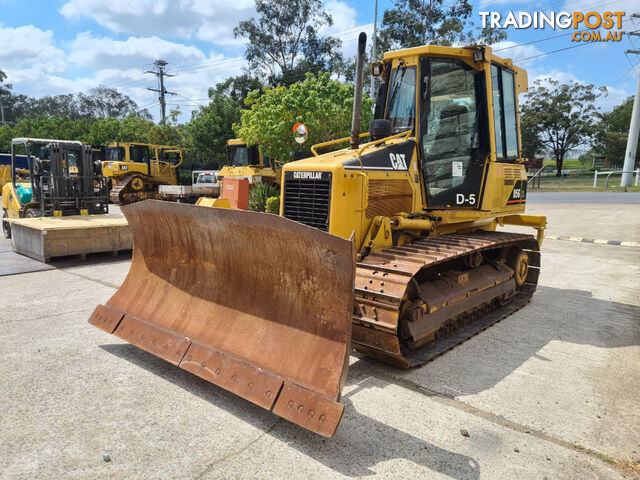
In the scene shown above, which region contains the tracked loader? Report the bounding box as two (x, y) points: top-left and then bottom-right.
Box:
(89, 34), (546, 437)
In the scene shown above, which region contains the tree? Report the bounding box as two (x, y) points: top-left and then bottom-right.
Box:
(593, 96), (639, 168)
(0, 85), (150, 123)
(234, 72), (373, 162)
(520, 117), (544, 159)
(211, 74), (264, 105)
(148, 109), (184, 146)
(335, 52), (373, 97)
(76, 86), (150, 120)
(0, 69), (11, 125)
(234, 0), (342, 86)
(183, 81), (244, 166)
(378, 0), (506, 52)
(520, 79), (605, 176)
(0, 69), (10, 97)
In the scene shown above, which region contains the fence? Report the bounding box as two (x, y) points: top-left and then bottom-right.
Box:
(593, 169), (640, 188)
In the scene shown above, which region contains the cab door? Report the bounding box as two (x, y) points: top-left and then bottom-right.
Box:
(418, 57), (489, 209)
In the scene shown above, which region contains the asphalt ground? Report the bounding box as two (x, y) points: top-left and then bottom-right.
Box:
(1, 193), (638, 479)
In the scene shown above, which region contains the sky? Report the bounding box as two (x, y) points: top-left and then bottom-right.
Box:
(0, 0), (639, 122)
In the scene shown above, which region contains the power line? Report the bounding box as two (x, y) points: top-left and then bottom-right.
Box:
(514, 43), (590, 62)
(495, 16), (637, 54)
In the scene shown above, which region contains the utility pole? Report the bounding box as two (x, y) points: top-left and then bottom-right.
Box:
(622, 48), (640, 187)
(370, 0), (378, 99)
(146, 59), (176, 123)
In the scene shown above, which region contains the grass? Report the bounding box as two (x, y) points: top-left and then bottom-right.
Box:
(530, 169), (640, 192)
(542, 158), (588, 170)
(573, 444), (640, 475)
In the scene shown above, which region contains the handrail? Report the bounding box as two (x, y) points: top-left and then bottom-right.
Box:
(310, 132), (370, 157)
(593, 169), (640, 188)
(528, 164), (546, 181)
(527, 164), (547, 189)
(356, 129), (413, 159)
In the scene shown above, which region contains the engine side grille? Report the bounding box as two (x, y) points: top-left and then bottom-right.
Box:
(503, 166), (523, 179)
(283, 171), (332, 231)
(366, 179), (413, 219)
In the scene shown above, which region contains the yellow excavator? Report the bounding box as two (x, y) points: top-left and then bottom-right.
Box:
(100, 142), (182, 204)
(217, 138), (280, 185)
(88, 35), (546, 437)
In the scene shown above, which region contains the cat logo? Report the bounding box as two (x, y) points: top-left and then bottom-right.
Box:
(292, 171), (322, 180)
(389, 153), (407, 170)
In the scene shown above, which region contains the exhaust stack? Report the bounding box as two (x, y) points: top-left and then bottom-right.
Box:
(350, 32), (367, 150)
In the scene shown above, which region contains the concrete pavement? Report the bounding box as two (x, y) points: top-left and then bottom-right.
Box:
(0, 195), (638, 479)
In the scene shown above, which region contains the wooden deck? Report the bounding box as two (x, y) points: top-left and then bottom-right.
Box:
(7, 214), (131, 263)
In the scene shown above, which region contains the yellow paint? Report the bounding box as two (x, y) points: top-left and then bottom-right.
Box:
(101, 142), (182, 186)
(195, 197), (231, 209)
(2, 181), (35, 218)
(218, 139), (280, 185)
(278, 45), (545, 254)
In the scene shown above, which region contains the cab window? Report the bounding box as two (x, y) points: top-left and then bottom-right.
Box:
(492, 65), (518, 159)
(105, 147), (124, 161)
(229, 146), (248, 166)
(130, 145), (150, 164)
(386, 66), (416, 133)
(421, 58), (480, 201)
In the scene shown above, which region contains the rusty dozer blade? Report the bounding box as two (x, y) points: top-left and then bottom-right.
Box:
(89, 200), (355, 436)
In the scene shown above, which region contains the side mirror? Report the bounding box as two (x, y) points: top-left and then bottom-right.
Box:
(369, 119), (392, 141)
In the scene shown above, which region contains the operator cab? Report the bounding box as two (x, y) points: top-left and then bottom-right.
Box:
(373, 46), (524, 209)
(226, 141), (269, 168)
(104, 146), (125, 162)
(104, 144), (151, 165)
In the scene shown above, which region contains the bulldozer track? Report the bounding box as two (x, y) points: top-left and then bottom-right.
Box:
(352, 231), (541, 367)
(109, 174), (170, 205)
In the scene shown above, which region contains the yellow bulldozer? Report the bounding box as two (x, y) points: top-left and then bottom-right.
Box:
(217, 138), (280, 185)
(100, 142), (182, 204)
(88, 35), (546, 437)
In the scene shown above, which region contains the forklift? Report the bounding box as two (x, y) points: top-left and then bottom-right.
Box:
(1, 138), (109, 238)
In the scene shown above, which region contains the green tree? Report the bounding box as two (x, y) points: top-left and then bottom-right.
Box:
(520, 79), (605, 176)
(5, 116), (90, 144)
(212, 74), (264, 105)
(76, 86), (151, 120)
(183, 82), (245, 166)
(235, 72), (373, 161)
(0, 85), (150, 123)
(234, 0), (342, 86)
(378, 0), (505, 51)
(0, 124), (14, 149)
(593, 96), (639, 168)
(0, 69), (10, 97)
(520, 117), (544, 159)
(0, 69), (11, 124)
(148, 109), (184, 146)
